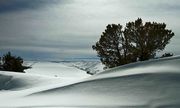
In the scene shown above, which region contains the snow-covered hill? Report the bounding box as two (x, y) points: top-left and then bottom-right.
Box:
(62, 61), (104, 75)
(0, 56), (180, 108)
(25, 61), (90, 79)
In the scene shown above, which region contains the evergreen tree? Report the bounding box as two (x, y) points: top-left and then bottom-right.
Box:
(93, 18), (174, 68)
(124, 18), (174, 61)
(92, 24), (136, 68)
(2, 52), (24, 72)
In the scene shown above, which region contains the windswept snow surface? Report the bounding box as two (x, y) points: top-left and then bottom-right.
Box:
(62, 61), (104, 74)
(25, 61), (90, 79)
(0, 56), (180, 108)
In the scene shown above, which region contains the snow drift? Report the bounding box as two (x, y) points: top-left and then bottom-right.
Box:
(0, 72), (54, 90)
(62, 61), (104, 74)
(25, 61), (90, 79)
(0, 56), (180, 108)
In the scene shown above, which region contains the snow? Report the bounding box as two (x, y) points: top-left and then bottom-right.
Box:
(0, 56), (180, 108)
(62, 61), (104, 74)
(25, 61), (90, 79)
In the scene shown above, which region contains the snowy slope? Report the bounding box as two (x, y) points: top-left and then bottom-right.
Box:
(0, 71), (56, 91)
(0, 56), (180, 108)
(0, 62), (90, 104)
(25, 61), (90, 79)
(62, 61), (104, 75)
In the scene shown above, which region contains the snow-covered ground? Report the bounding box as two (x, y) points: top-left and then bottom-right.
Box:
(0, 56), (180, 108)
(25, 61), (90, 79)
(62, 61), (104, 74)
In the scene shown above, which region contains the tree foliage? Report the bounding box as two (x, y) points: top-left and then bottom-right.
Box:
(1, 52), (25, 72)
(93, 18), (174, 68)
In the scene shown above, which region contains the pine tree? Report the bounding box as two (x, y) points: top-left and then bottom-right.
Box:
(92, 24), (136, 68)
(93, 18), (174, 68)
(124, 18), (174, 61)
(2, 52), (24, 72)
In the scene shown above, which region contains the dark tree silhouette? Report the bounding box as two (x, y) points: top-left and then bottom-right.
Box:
(124, 18), (174, 61)
(93, 18), (174, 68)
(92, 24), (136, 68)
(2, 52), (25, 72)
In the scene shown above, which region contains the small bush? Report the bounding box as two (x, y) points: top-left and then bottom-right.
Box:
(1, 52), (25, 72)
(161, 53), (173, 58)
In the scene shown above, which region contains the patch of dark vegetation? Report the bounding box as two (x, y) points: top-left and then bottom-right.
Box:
(93, 18), (174, 68)
(0, 52), (31, 73)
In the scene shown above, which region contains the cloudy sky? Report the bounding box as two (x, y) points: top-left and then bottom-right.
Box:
(0, 0), (180, 61)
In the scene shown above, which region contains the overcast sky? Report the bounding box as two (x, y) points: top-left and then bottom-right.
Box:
(0, 0), (180, 61)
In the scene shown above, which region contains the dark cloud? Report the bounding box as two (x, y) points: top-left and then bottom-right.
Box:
(0, 0), (72, 13)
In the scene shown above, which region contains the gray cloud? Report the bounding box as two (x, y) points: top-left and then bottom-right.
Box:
(0, 0), (73, 13)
